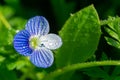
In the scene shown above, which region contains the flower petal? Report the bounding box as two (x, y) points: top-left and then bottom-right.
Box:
(30, 47), (54, 68)
(40, 34), (62, 50)
(13, 30), (32, 56)
(25, 16), (49, 36)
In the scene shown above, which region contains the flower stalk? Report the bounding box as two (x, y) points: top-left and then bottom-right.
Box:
(43, 60), (120, 80)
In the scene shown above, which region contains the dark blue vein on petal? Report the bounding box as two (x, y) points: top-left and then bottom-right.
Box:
(41, 49), (51, 65)
(35, 17), (40, 35)
(41, 17), (48, 35)
(25, 16), (49, 36)
(14, 30), (32, 56)
(40, 49), (48, 66)
(30, 19), (34, 34)
(37, 50), (44, 65)
(36, 51), (41, 66)
(30, 48), (54, 68)
(37, 50), (45, 67)
(30, 50), (43, 67)
(34, 51), (39, 66)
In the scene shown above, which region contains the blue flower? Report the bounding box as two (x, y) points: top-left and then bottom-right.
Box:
(13, 16), (62, 68)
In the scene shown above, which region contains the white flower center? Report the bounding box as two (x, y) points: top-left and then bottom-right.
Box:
(29, 35), (42, 49)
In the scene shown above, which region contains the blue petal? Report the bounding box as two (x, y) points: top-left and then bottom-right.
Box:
(30, 47), (54, 68)
(14, 30), (33, 56)
(25, 16), (49, 36)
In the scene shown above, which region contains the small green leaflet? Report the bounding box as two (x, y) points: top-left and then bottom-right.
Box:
(104, 16), (120, 49)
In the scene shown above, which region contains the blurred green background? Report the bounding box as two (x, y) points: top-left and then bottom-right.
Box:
(1, 0), (120, 80)
(1, 0), (120, 32)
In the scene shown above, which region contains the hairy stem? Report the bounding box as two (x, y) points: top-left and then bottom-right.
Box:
(43, 60), (120, 80)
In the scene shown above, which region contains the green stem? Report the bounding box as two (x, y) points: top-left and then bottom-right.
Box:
(43, 60), (120, 80)
(0, 12), (11, 30)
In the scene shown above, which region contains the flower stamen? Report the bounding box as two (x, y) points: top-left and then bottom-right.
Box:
(29, 36), (40, 49)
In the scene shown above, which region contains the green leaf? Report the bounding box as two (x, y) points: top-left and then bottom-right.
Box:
(5, 0), (21, 12)
(9, 17), (26, 30)
(111, 66), (120, 77)
(6, 57), (30, 70)
(83, 67), (110, 79)
(0, 56), (6, 63)
(7, 62), (16, 70)
(55, 5), (101, 68)
(0, 24), (13, 46)
(114, 76), (120, 80)
(0, 6), (15, 46)
(100, 52), (108, 60)
(104, 16), (120, 49)
(0, 66), (17, 80)
(0, 6), (14, 18)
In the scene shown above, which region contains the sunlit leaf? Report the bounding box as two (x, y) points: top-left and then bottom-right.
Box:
(56, 5), (101, 68)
